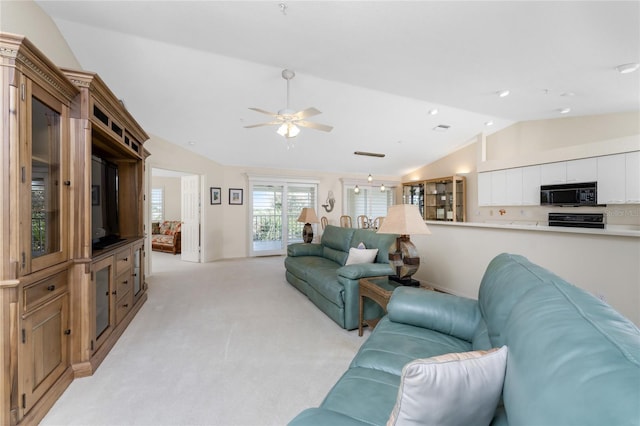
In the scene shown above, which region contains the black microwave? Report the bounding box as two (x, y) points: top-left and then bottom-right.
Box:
(540, 182), (598, 206)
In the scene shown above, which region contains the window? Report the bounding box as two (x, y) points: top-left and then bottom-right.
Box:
(249, 176), (318, 256)
(344, 184), (396, 222)
(151, 188), (164, 222)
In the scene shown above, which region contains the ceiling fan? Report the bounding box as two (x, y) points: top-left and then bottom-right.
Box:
(244, 69), (333, 138)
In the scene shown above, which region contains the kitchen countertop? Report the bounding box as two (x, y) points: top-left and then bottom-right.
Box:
(425, 220), (640, 238)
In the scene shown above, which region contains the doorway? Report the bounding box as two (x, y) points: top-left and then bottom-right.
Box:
(249, 178), (318, 257)
(150, 168), (202, 273)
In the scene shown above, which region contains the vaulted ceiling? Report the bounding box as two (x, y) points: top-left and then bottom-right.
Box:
(36, 1), (640, 177)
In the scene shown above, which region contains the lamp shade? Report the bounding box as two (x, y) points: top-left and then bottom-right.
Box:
(377, 204), (431, 236)
(297, 207), (319, 224)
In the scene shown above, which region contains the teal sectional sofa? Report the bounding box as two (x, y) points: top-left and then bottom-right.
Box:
(289, 253), (640, 426)
(285, 225), (398, 330)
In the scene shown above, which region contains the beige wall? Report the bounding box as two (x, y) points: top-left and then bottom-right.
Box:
(151, 176), (181, 222)
(0, 0), (81, 69)
(145, 135), (225, 263)
(220, 165), (399, 259)
(485, 112), (640, 167)
(413, 223), (640, 326)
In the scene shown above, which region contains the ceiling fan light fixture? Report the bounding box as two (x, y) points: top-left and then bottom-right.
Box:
(277, 123), (300, 138)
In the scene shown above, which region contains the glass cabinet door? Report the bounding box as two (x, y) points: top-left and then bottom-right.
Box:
(92, 257), (114, 352)
(403, 183), (425, 218)
(24, 83), (68, 274)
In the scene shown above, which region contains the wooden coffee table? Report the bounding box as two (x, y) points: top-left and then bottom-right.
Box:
(358, 276), (432, 336)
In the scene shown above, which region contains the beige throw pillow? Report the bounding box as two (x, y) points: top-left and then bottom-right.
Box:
(387, 346), (508, 426)
(345, 247), (378, 265)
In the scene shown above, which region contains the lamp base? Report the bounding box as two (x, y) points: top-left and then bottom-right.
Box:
(302, 223), (313, 243)
(388, 275), (420, 287)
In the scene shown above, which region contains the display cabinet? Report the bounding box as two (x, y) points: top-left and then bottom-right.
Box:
(404, 176), (466, 222)
(402, 182), (425, 218)
(1, 33), (78, 425)
(1, 33), (149, 425)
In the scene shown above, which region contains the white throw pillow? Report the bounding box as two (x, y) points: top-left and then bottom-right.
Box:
(345, 247), (378, 265)
(387, 346), (508, 426)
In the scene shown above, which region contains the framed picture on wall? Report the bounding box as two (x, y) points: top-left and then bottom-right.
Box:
(210, 187), (221, 205)
(229, 188), (243, 205)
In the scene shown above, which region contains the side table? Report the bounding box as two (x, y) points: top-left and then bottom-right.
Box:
(358, 276), (432, 336)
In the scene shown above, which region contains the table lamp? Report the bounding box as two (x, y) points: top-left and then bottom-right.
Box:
(297, 207), (320, 243)
(377, 204), (431, 286)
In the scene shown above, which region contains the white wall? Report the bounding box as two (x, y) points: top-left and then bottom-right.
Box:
(413, 223), (640, 326)
(0, 0), (81, 69)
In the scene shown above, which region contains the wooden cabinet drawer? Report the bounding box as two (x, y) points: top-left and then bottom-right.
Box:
(115, 290), (133, 324)
(24, 271), (68, 312)
(115, 271), (131, 302)
(115, 248), (132, 276)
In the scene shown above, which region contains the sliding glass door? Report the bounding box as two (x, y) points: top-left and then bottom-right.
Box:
(249, 178), (317, 256)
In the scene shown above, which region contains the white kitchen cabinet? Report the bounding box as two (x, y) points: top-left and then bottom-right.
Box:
(522, 165), (541, 205)
(478, 172), (492, 206)
(490, 170), (507, 206)
(625, 151), (640, 203)
(566, 157), (597, 183)
(597, 154), (626, 204)
(541, 162), (566, 185)
(505, 168), (523, 205)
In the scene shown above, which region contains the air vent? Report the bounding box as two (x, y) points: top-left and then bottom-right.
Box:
(433, 124), (450, 132)
(354, 151), (385, 158)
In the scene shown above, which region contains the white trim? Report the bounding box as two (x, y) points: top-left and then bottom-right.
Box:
(247, 173), (320, 184)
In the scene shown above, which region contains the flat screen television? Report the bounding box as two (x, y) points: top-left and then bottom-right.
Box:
(91, 154), (122, 250)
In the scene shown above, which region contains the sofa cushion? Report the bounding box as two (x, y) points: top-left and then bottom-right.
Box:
(323, 247), (348, 266)
(151, 235), (175, 245)
(501, 280), (640, 425)
(320, 367), (400, 426)
(478, 253), (546, 347)
(350, 317), (472, 376)
(387, 346), (508, 426)
(284, 256), (340, 283)
(306, 266), (345, 306)
(345, 247), (378, 265)
(159, 220), (181, 235)
(321, 225), (354, 253)
(388, 287), (480, 342)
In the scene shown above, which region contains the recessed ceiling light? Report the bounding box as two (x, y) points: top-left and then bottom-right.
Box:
(560, 91), (575, 97)
(497, 90), (510, 98)
(558, 107), (571, 114)
(428, 109), (439, 115)
(188, 141), (196, 145)
(433, 124), (450, 132)
(485, 121), (494, 127)
(615, 63), (640, 74)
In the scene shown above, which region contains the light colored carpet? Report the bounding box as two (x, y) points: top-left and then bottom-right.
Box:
(40, 253), (369, 426)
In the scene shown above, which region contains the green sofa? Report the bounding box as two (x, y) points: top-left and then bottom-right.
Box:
(289, 253), (640, 426)
(285, 225), (398, 330)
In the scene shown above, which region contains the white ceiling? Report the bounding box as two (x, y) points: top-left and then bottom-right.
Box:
(36, 1), (640, 177)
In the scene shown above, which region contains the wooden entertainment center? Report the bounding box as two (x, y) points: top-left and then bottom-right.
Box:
(0, 34), (149, 424)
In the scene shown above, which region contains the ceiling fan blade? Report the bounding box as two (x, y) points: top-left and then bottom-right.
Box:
(248, 107), (279, 117)
(244, 120), (282, 128)
(292, 107), (321, 120)
(296, 120), (333, 132)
